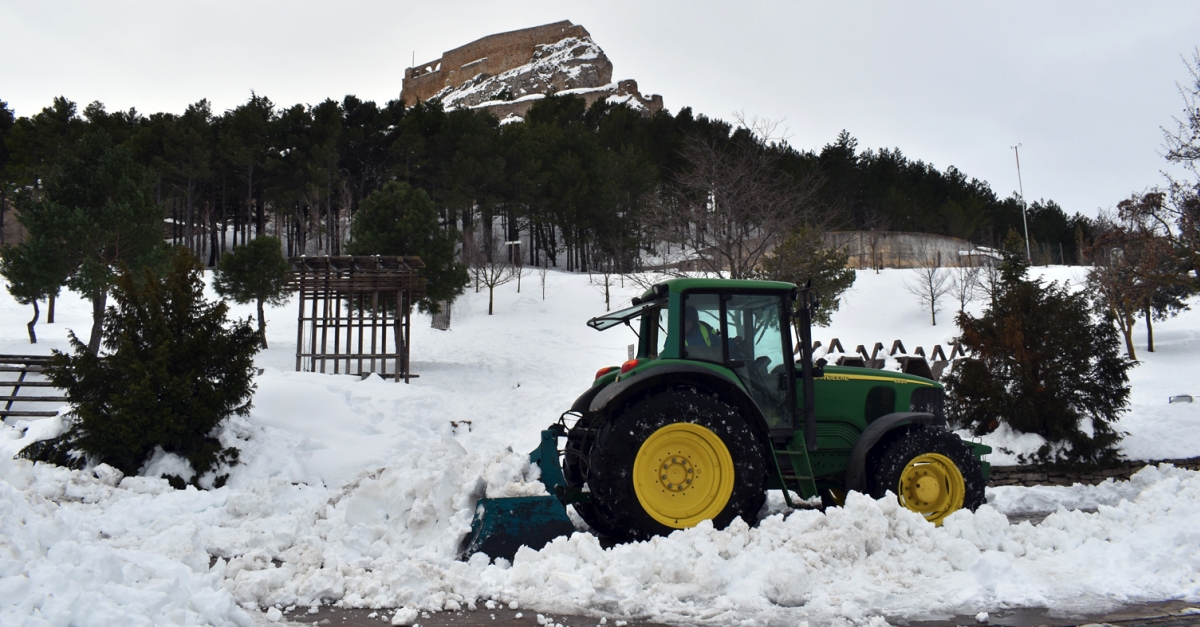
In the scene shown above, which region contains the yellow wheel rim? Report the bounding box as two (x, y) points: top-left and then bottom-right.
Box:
(633, 423), (735, 529)
(897, 453), (965, 526)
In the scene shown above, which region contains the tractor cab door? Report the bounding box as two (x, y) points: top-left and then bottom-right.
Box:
(682, 292), (796, 431)
(723, 294), (796, 431)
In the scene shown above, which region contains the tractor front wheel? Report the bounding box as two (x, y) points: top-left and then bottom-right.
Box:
(587, 386), (768, 542)
(868, 427), (985, 525)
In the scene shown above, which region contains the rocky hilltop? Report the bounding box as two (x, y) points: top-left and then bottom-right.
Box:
(401, 20), (662, 120)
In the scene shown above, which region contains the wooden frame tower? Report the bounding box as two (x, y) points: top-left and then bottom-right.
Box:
(288, 256), (426, 382)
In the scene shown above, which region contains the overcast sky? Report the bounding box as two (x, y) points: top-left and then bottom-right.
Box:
(3, 1), (1198, 218)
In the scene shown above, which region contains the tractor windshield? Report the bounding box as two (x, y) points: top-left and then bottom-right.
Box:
(586, 299), (664, 331)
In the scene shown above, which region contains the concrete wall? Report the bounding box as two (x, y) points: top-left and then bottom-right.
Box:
(402, 21), (590, 104)
(823, 231), (995, 269)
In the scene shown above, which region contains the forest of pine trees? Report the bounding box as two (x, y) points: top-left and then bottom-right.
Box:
(0, 92), (1092, 272)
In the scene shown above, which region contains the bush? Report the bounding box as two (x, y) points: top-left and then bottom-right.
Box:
(944, 241), (1134, 465)
(19, 248), (261, 486)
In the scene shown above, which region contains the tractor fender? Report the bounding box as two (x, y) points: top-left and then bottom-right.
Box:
(570, 384), (605, 417)
(588, 363), (772, 439)
(843, 412), (946, 494)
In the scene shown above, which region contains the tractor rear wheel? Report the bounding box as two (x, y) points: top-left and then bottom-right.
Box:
(586, 386), (768, 542)
(868, 427), (985, 525)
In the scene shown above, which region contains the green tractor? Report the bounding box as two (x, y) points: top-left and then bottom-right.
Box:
(462, 278), (990, 559)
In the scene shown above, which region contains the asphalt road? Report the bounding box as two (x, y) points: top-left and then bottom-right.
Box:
(254, 600), (1200, 627)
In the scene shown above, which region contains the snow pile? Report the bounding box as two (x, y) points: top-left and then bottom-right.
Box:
(0, 457), (251, 626)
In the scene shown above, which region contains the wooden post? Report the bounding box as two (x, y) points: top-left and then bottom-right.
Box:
(369, 291), (378, 374)
(296, 264), (306, 372)
(356, 291), (365, 376)
(333, 287), (342, 374)
(319, 263), (330, 373)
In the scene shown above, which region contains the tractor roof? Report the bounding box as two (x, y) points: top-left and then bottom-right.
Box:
(639, 278), (798, 300)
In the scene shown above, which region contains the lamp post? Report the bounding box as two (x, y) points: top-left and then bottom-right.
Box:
(1011, 144), (1032, 262)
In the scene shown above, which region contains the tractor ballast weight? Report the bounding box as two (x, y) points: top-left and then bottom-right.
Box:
(461, 278), (990, 561)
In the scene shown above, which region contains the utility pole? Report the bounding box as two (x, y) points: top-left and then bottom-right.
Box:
(1011, 144), (1032, 262)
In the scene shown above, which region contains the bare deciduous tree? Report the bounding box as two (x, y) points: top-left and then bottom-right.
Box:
(905, 246), (953, 326)
(648, 120), (822, 279)
(949, 260), (983, 314)
(471, 234), (519, 315)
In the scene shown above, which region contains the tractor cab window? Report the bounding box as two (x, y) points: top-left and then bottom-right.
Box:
(724, 294), (793, 429)
(681, 294), (722, 363)
(653, 306), (668, 358)
(640, 304), (669, 359)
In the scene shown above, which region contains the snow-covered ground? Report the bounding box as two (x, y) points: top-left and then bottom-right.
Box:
(2, 266), (1199, 626)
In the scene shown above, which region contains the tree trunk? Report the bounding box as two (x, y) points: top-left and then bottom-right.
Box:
(47, 292), (56, 323)
(431, 300), (451, 330)
(257, 297), (268, 348)
(1117, 309), (1137, 361)
(0, 187), (7, 245)
(1145, 302), (1155, 353)
(26, 301), (40, 344)
(488, 285), (495, 315)
(88, 290), (108, 355)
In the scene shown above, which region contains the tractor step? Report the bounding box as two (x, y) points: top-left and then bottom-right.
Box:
(771, 434), (819, 508)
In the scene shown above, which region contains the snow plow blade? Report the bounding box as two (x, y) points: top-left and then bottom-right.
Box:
(459, 427), (576, 561)
(460, 496), (575, 561)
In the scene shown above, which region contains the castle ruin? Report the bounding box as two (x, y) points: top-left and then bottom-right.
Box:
(401, 20), (663, 118)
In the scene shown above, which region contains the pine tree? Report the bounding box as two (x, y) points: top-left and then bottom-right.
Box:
(944, 238), (1133, 465)
(213, 236), (291, 347)
(756, 225), (856, 327)
(346, 181), (467, 310)
(15, 130), (166, 353)
(0, 236), (71, 343)
(20, 248), (260, 486)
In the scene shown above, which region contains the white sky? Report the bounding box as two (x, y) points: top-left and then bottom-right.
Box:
(3, 1), (1198, 218)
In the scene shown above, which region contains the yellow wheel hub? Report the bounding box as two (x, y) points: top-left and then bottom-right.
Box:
(897, 452), (965, 526)
(633, 423), (735, 529)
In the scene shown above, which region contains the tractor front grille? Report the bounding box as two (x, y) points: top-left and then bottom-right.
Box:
(910, 387), (945, 423)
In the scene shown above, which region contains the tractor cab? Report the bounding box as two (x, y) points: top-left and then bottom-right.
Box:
(588, 280), (803, 437)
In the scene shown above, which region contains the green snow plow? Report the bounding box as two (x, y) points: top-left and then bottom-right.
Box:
(461, 278), (990, 561)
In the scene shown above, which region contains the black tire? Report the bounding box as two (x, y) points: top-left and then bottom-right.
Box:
(562, 412), (622, 538)
(868, 427), (986, 524)
(586, 385), (769, 542)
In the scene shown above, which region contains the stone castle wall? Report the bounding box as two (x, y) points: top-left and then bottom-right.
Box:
(402, 21), (591, 104)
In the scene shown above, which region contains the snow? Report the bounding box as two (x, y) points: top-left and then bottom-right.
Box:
(2, 265), (1200, 625)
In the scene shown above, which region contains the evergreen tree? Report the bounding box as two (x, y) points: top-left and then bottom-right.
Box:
(0, 236), (70, 342)
(213, 236), (291, 347)
(20, 248), (260, 485)
(944, 238), (1133, 465)
(15, 131), (166, 353)
(756, 225), (856, 327)
(346, 181), (467, 310)
(0, 100), (14, 244)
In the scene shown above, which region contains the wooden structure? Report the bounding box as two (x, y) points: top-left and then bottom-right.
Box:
(288, 256), (426, 382)
(1, 355), (66, 420)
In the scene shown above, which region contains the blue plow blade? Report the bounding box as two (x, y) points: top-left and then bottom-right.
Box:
(459, 428), (577, 561)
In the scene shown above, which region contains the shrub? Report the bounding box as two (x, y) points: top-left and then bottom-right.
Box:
(944, 241), (1134, 465)
(19, 248), (261, 486)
